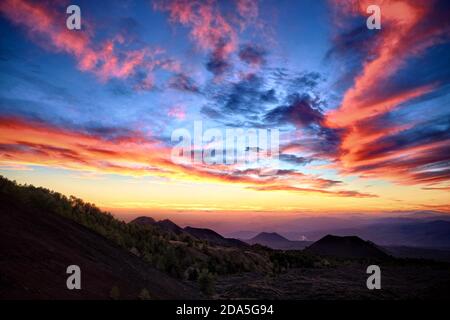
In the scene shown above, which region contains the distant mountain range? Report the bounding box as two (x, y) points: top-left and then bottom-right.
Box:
(130, 215), (450, 258)
(225, 215), (450, 250)
(301, 220), (450, 248)
(246, 232), (311, 250)
(130, 216), (248, 247)
(221, 212), (450, 242)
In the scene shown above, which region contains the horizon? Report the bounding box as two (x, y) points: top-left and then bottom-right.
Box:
(1, 0), (449, 223)
(111, 208), (450, 239)
(4, 173), (450, 239)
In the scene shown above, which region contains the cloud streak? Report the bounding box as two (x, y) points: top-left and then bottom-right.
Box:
(326, 0), (450, 187)
(0, 115), (375, 198)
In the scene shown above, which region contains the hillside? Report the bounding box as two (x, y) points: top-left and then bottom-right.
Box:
(158, 219), (186, 235)
(0, 188), (199, 299)
(130, 217), (248, 247)
(0, 176), (272, 299)
(130, 216), (185, 235)
(184, 226), (248, 247)
(304, 235), (390, 259)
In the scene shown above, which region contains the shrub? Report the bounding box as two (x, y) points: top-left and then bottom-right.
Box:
(110, 286), (120, 300)
(138, 288), (151, 300)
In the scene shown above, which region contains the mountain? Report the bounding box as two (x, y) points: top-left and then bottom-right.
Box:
(225, 230), (259, 240)
(304, 235), (390, 259)
(0, 191), (199, 299)
(130, 217), (247, 247)
(157, 219), (185, 234)
(253, 232), (289, 242)
(303, 220), (450, 248)
(130, 216), (185, 235)
(251, 232), (289, 242)
(184, 226), (248, 247)
(247, 232), (311, 250)
(129, 216), (156, 226)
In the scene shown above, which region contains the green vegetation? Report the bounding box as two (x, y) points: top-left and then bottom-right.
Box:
(269, 250), (319, 272)
(138, 288), (152, 300)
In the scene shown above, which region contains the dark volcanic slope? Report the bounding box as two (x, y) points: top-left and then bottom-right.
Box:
(157, 219), (185, 234)
(215, 263), (450, 300)
(0, 199), (199, 300)
(304, 235), (389, 259)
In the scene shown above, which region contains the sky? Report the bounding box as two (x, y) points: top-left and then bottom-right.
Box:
(0, 0), (449, 220)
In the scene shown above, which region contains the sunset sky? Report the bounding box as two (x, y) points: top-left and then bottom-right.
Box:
(0, 0), (449, 218)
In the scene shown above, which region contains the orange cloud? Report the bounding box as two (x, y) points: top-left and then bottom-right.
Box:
(0, 116), (170, 175)
(326, 0), (449, 186)
(249, 185), (377, 198)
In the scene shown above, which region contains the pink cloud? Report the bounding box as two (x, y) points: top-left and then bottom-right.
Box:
(0, 0), (179, 87)
(168, 105), (186, 120)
